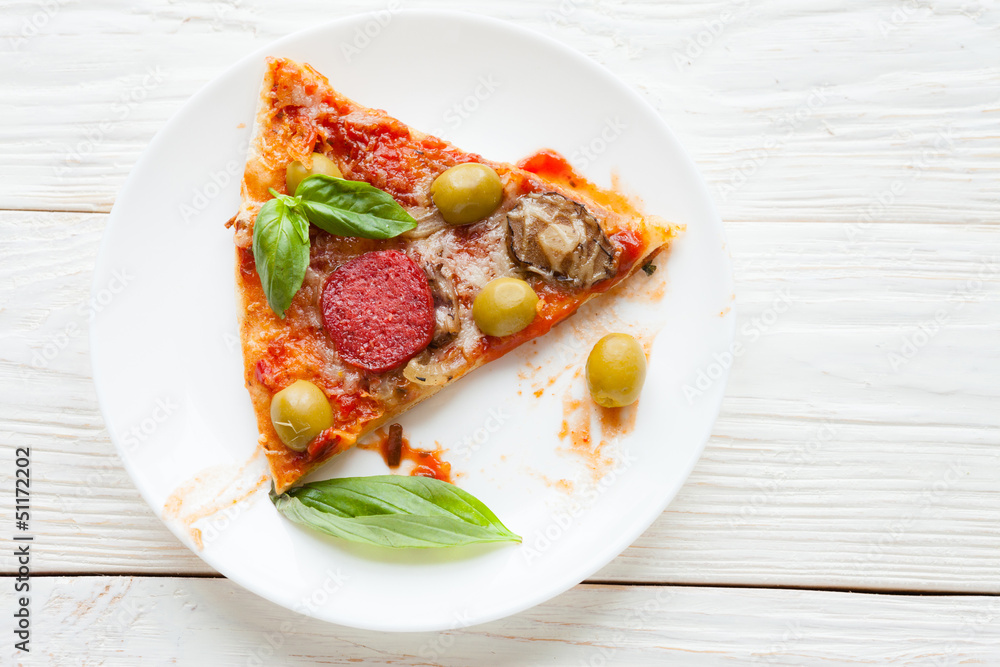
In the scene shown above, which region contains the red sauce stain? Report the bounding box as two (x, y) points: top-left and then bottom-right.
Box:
(518, 149), (650, 226)
(362, 427), (452, 483)
(517, 149), (578, 183)
(162, 450), (270, 551)
(556, 370), (641, 482)
(527, 472), (576, 495)
(598, 403), (639, 441)
(644, 280), (667, 302)
(559, 395), (608, 482)
(560, 395), (593, 448)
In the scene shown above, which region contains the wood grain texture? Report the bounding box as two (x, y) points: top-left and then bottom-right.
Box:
(2, 0), (999, 661)
(3, 211), (998, 592)
(0, 0), (997, 222)
(7, 577), (1000, 666)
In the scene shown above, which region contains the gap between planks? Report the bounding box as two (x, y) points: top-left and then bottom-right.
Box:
(15, 572), (1000, 598)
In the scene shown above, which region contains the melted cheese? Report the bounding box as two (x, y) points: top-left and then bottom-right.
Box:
(407, 204), (519, 361)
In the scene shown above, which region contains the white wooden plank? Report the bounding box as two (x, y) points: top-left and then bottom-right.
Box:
(4, 0), (998, 662)
(2, 211), (998, 591)
(0, 0), (997, 222)
(7, 577), (999, 665)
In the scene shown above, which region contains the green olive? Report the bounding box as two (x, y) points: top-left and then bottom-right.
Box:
(285, 152), (343, 194)
(269, 379), (333, 451)
(586, 334), (647, 408)
(473, 277), (538, 337)
(430, 163), (503, 224)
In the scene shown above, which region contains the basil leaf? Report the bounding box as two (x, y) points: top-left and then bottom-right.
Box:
(295, 175), (418, 239)
(251, 175), (414, 317)
(269, 190), (311, 243)
(252, 195), (310, 318)
(270, 476), (521, 548)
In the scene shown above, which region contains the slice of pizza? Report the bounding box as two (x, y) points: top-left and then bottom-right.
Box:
(229, 57), (676, 493)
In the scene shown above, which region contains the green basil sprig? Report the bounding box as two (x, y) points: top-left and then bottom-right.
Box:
(270, 476), (521, 548)
(296, 175), (419, 239)
(251, 175), (417, 318)
(252, 195), (310, 318)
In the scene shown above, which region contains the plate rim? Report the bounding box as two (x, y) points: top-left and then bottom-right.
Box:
(90, 7), (735, 631)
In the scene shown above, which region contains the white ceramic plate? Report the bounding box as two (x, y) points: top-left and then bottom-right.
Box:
(91, 10), (734, 631)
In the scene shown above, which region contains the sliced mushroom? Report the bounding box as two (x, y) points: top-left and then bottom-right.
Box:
(506, 192), (617, 289)
(426, 263), (460, 348)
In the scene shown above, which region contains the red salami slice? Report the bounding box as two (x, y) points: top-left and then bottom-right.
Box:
(321, 250), (435, 372)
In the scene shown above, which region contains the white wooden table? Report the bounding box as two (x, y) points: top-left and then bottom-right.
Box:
(3, 0), (999, 664)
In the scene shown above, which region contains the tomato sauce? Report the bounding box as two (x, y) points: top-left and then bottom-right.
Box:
(517, 149), (580, 186)
(558, 384), (639, 483)
(364, 427), (453, 483)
